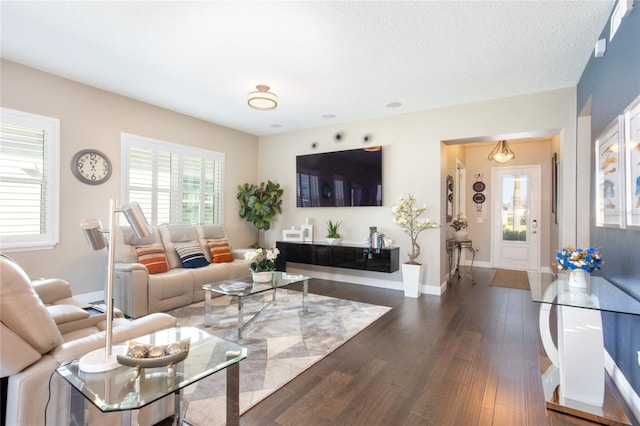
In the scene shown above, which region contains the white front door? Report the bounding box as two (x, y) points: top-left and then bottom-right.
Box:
(491, 165), (541, 271)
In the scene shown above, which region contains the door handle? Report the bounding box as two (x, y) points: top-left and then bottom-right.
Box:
(532, 219), (538, 228)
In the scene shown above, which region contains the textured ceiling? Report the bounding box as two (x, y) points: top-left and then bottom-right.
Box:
(1, 1), (614, 136)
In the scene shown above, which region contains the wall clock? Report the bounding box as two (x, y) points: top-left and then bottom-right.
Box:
(71, 149), (112, 185)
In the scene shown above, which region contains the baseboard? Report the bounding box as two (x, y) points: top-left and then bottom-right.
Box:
(605, 350), (640, 423)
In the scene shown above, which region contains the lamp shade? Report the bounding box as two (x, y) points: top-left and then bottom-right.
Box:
(80, 218), (107, 250)
(247, 85), (278, 110)
(488, 140), (515, 164)
(122, 202), (151, 239)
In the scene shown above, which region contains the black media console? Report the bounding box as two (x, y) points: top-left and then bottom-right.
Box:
(275, 241), (399, 273)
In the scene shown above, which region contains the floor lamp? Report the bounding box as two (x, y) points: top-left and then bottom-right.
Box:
(79, 199), (151, 372)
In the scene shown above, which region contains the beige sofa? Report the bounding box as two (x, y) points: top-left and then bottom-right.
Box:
(0, 255), (177, 426)
(114, 223), (251, 318)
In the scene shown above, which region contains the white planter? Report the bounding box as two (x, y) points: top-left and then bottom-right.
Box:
(568, 269), (588, 289)
(402, 263), (424, 298)
(325, 237), (341, 245)
(453, 230), (468, 241)
(251, 271), (274, 283)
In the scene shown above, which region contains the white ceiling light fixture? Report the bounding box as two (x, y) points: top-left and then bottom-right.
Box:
(248, 85), (278, 110)
(488, 140), (515, 163)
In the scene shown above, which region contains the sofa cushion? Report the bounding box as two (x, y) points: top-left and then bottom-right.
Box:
(158, 224), (197, 269)
(175, 242), (209, 268)
(207, 238), (234, 263)
(135, 243), (170, 274)
(0, 257), (64, 354)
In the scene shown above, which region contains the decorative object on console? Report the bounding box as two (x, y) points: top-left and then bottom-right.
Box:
(488, 140), (515, 163)
(245, 247), (279, 282)
(237, 180), (283, 232)
(301, 218), (313, 242)
(555, 245), (603, 289)
(247, 84), (278, 110)
(391, 194), (441, 298)
(79, 200), (151, 372)
(282, 228), (304, 241)
(451, 215), (469, 241)
(325, 219), (342, 244)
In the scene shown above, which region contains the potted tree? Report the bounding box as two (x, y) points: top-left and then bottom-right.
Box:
(391, 194), (440, 297)
(237, 180), (283, 245)
(325, 220), (342, 245)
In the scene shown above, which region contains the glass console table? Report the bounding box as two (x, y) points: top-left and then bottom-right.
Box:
(57, 326), (247, 426)
(446, 238), (475, 286)
(530, 274), (640, 425)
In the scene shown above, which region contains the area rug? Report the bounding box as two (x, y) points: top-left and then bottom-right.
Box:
(490, 268), (530, 290)
(166, 289), (391, 425)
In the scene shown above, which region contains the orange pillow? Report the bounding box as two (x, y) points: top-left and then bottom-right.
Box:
(207, 238), (234, 263)
(135, 244), (169, 274)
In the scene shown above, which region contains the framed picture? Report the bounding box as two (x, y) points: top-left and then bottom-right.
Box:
(595, 115), (625, 228)
(552, 152), (558, 224)
(624, 94), (640, 229)
(446, 175), (453, 223)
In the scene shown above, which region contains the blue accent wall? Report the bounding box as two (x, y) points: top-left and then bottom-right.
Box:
(577, 4), (640, 401)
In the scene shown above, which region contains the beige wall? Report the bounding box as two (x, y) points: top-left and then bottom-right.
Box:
(258, 87), (577, 293)
(1, 59), (579, 296)
(1, 59), (259, 296)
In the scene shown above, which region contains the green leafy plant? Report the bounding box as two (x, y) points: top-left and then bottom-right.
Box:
(326, 220), (342, 238)
(237, 180), (283, 231)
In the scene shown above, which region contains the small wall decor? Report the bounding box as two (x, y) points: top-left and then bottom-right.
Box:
(472, 174), (485, 212)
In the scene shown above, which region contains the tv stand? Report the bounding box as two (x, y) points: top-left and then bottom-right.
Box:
(275, 241), (399, 273)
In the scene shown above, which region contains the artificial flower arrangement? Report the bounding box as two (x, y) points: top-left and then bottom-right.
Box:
(451, 215), (468, 231)
(391, 194), (440, 264)
(244, 247), (280, 272)
(555, 245), (603, 273)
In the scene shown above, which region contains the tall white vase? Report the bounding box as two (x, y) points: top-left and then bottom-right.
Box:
(568, 269), (588, 288)
(402, 263), (424, 298)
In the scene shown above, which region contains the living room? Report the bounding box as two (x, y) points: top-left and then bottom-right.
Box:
(2, 1), (640, 425)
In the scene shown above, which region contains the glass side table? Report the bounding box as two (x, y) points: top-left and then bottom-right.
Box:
(446, 238), (475, 286)
(530, 274), (640, 425)
(57, 326), (247, 426)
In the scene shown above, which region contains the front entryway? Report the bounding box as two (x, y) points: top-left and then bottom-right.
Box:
(491, 165), (541, 271)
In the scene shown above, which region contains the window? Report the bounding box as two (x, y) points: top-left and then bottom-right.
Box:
(121, 133), (224, 225)
(0, 108), (60, 251)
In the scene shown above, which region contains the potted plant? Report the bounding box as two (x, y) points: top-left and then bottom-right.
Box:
(451, 215), (468, 241)
(244, 247), (280, 282)
(391, 194), (440, 297)
(325, 220), (342, 245)
(237, 181), (283, 244)
(555, 245), (603, 288)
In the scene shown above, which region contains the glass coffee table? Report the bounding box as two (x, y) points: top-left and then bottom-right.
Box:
(56, 326), (247, 426)
(202, 272), (310, 339)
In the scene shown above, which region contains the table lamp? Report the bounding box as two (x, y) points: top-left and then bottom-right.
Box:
(79, 199), (151, 372)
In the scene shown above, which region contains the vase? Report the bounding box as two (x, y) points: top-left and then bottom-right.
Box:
(325, 237), (341, 245)
(454, 230), (468, 241)
(568, 269), (588, 289)
(401, 263), (423, 298)
(251, 271), (274, 283)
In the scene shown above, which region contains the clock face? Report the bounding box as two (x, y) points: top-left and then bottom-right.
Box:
(71, 149), (112, 185)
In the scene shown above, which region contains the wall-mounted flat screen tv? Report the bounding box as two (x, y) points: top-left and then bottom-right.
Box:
(296, 147), (382, 207)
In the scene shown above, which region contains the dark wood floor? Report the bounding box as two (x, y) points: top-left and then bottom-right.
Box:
(239, 267), (571, 426)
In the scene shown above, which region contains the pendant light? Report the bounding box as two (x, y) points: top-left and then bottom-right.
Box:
(488, 140), (515, 163)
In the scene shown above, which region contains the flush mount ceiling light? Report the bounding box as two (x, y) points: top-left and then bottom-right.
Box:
(488, 140), (515, 163)
(247, 84), (278, 110)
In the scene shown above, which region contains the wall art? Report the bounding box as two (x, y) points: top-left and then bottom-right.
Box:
(595, 115), (625, 228)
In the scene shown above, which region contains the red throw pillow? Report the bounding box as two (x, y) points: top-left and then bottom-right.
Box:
(135, 244), (169, 274)
(207, 238), (234, 263)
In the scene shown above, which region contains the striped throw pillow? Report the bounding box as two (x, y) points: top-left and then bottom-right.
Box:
(175, 242), (209, 268)
(134, 244), (169, 274)
(207, 238), (234, 263)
